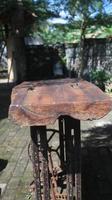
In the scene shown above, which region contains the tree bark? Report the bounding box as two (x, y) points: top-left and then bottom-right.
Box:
(78, 20), (87, 78)
(7, 34), (17, 83)
(10, 2), (26, 83)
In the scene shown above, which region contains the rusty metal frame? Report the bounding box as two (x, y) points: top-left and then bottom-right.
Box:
(30, 126), (50, 200)
(30, 116), (81, 200)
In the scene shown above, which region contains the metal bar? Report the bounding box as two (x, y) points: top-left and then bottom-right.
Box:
(39, 126), (50, 200)
(58, 117), (65, 169)
(30, 119), (81, 200)
(30, 126), (42, 200)
(64, 116), (74, 200)
(73, 120), (81, 200)
(64, 117), (81, 200)
(48, 150), (57, 200)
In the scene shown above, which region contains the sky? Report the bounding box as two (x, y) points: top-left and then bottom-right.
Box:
(33, 0), (112, 24)
(103, 0), (112, 13)
(48, 0), (112, 24)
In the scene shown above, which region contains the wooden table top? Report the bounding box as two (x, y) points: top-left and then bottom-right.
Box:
(9, 79), (112, 126)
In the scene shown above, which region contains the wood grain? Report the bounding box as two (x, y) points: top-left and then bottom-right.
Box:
(9, 79), (112, 126)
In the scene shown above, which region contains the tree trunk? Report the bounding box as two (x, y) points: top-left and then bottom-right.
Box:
(7, 34), (17, 83)
(78, 20), (87, 78)
(10, 2), (26, 83)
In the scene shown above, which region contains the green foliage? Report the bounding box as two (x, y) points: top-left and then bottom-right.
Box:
(90, 69), (111, 91)
(38, 24), (81, 44)
(67, 0), (103, 17)
(100, 26), (112, 38)
(0, 0), (112, 44)
(0, 1), (54, 21)
(60, 0), (112, 77)
(39, 28), (65, 44)
(105, 76), (112, 93)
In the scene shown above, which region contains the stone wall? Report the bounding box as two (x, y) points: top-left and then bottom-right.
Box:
(82, 38), (112, 79)
(25, 38), (112, 81)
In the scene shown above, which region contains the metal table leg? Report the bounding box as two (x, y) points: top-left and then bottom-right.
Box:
(30, 126), (50, 200)
(30, 117), (81, 200)
(63, 116), (81, 200)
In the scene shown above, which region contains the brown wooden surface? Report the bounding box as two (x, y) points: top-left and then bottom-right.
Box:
(9, 78), (112, 126)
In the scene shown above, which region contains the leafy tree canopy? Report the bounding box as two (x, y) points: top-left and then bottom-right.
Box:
(0, 0), (59, 37)
(0, 0), (112, 43)
(38, 0), (112, 44)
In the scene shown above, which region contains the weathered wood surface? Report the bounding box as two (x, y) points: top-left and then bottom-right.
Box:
(9, 78), (112, 126)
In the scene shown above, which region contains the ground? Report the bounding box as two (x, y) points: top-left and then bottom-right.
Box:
(0, 83), (112, 200)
